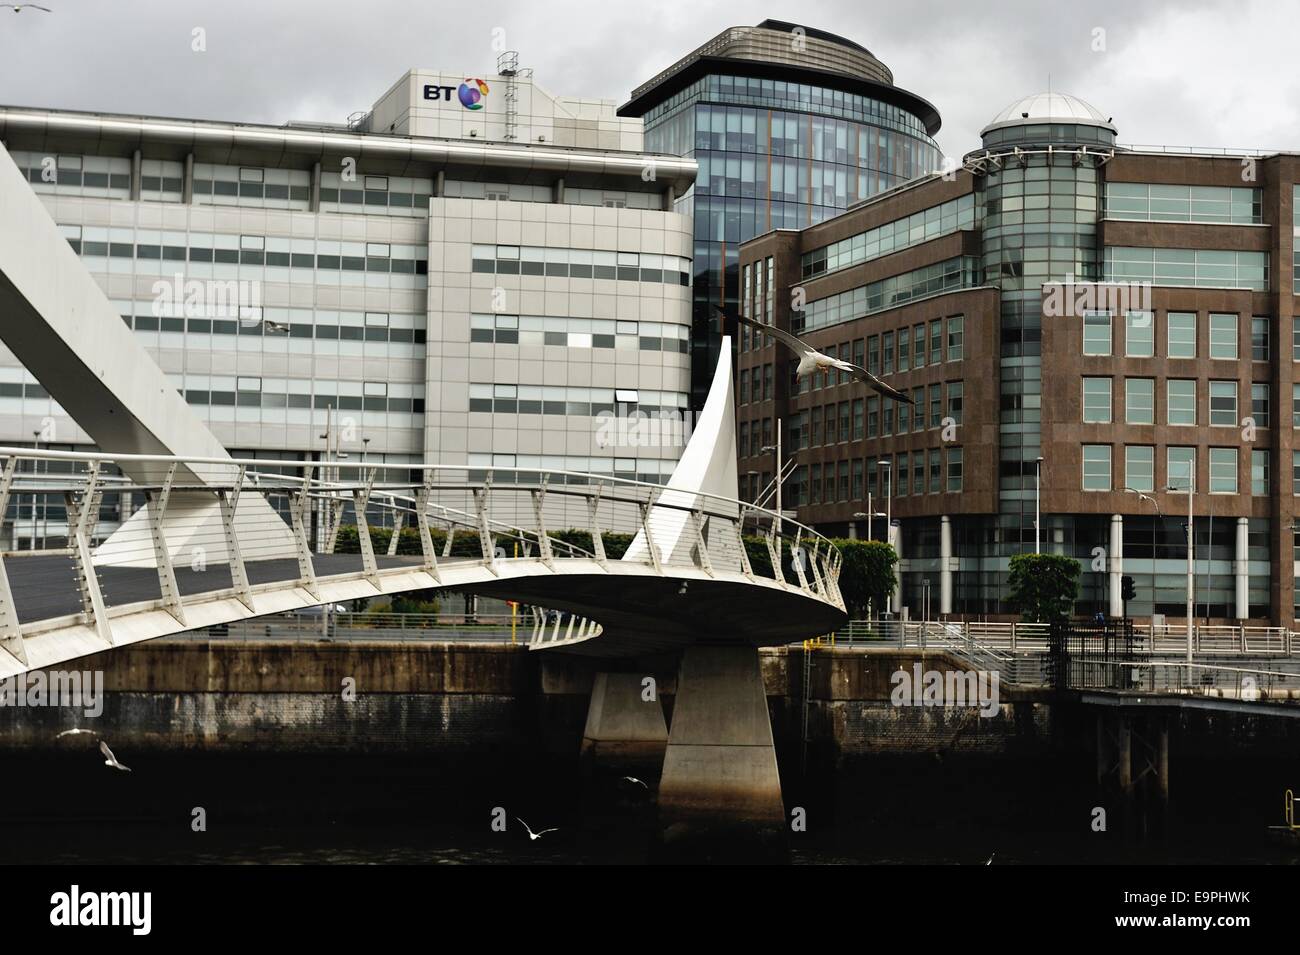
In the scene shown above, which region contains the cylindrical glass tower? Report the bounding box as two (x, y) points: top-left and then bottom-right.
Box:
(621, 20), (942, 408)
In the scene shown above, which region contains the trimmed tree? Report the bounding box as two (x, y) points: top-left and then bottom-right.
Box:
(1007, 553), (1080, 623)
(833, 539), (898, 619)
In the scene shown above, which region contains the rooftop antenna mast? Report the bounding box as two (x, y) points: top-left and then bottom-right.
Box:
(497, 50), (532, 142)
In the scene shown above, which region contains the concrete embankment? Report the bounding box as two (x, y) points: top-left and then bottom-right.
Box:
(0, 640), (1055, 761)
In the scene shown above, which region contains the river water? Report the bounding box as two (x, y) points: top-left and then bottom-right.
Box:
(1, 750), (1294, 865)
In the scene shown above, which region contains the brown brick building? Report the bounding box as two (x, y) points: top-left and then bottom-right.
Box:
(738, 92), (1296, 625)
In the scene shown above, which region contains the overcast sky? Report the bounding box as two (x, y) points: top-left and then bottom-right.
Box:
(0, 0), (1295, 159)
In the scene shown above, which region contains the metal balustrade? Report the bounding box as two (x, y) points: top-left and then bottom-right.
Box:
(0, 446), (844, 674)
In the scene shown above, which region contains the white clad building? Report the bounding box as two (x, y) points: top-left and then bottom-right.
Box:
(0, 60), (697, 547)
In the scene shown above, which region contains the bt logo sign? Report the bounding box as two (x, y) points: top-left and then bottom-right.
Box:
(423, 78), (490, 110)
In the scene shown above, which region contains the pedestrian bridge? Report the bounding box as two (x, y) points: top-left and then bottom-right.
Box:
(0, 446), (846, 679)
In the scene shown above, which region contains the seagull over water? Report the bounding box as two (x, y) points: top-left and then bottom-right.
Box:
(516, 817), (558, 841)
(56, 728), (97, 739)
(99, 740), (131, 772)
(715, 306), (913, 403)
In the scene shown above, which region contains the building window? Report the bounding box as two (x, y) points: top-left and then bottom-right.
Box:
(898, 327), (911, 372)
(912, 454), (925, 495)
(882, 398), (895, 436)
(1252, 317), (1270, 361)
(882, 332), (894, 375)
(897, 399), (910, 434)
(852, 459), (864, 500)
(1125, 377), (1155, 425)
(867, 397), (879, 438)
(928, 384), (941, 428)
(1293, 384), (1300, 428)
(912, 387), (925, 431)
(913, 324), (927, 368)
(1082, 445), (1112, 491)
(839, 401), (851, 442)
(1125, 311), (1154, 357)
(868, 336), (880, 375)
(1209, 380), (1237, 427)
(929, 320), (942, 365)
(852, 398), (864, 441)
(1168, 447), (1195, 491)
(947, 315), (964, 361)
(946, 447), (963, 492)
(1252, 450), (1270, 495)
(1252, 383), (1270, 429)
(1209, 313), (1238, 360)
(929, 449), (942, 493)
(1209, 448), (1237, 494)
(1294, 452), (1300, 495)
(1167, 380), (1196, 426)
(1083, 311), (1112, 356)
(1125, 446), (1155, 493)
(946, 380), (964, 424)
(1083, 377), (1112, 424)
(1168, 312), (1196, 359)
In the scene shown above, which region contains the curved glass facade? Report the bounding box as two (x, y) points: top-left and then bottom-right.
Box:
(642, 72), (941, 406)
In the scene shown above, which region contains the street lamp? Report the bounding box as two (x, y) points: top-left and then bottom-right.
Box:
(30, 430), (41, 550)
(760, 418), (782, 534)
(1126, 487), (1161, 625)
(1166, 474), (1195, 663)
(1034, 456), (1044, 554)
(853, 509), (887, 541)
(879, 459), (893, 614)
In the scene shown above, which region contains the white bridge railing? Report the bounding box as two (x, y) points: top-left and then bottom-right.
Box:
(0, 446), (844, 668)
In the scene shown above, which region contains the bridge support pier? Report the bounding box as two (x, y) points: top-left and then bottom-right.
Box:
(657, 644), (785, 861)
(1095, 708), (1171, 839)
(580, 672), (668, 779)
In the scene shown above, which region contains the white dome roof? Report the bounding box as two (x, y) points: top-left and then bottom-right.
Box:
(981, 92), (1115, 136)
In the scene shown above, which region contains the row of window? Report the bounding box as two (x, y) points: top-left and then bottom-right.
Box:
(1080, 445), (1265, 495)
(794, 257), (980, 335)
(1081, 376), (1272, 427)
(465, 453), (676, 484)
(800, 194), (979, 279)
(470, 245), (691, 286)
(467, 384), (690, 417)
(1103, 247), (1269, 290)
(804, 447), (965, 506)
(1081, 310), (1261, 360)
(60, 227), (429, 274)
(1103, 183), (1262, 225)
(469, 314), (688, 353)
(121, 311), (428, 344)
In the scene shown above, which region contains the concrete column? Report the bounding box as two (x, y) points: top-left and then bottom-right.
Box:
(552, 177), (565, 204)
(129, 149), (142, 201)
(1109, 513), (1123, 618)
(1235, 516), (1249, 620)
(182, 153), (194, 205)
(663, 184), (676, 212)
(658, 644), (784, 853)
(580, 672), (667, 777)
(433, 169), (445, 198)
(940, 515), (953, 615)
(847, 521), (858, 541)
(310, 161), (321, 212)
(890, 520), (903, 615)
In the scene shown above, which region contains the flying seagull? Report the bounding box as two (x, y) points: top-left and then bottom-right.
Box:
(715, 306), (912, 403)
(985, 852), (995, 865)
(7, 4), (52, 11)
(99, 740), (131, 772)
(56, 728), (98, 739)
(621, 776), (648, 789)
(515, 817), (558, 841)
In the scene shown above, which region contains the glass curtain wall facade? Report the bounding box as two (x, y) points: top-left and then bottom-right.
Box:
(642, 73), (940, 407)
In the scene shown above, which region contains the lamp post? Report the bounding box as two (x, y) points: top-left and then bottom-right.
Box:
(760, 418), (782, 535)
(880, 459), (893, 614)
(1126, 486), (1161, 623)
(1034, 456), (1044, 554)
(1166, 474), (1195, 663)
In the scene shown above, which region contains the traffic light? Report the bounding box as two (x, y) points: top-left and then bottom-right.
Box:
(1121, 575), (1137, 602)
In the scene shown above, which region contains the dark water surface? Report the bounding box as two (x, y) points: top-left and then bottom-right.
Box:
(1, 750), (1294, 865)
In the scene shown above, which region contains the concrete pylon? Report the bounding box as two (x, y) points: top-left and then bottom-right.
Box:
(580, 672), (668, 777)
(658, 644), (785, 858)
